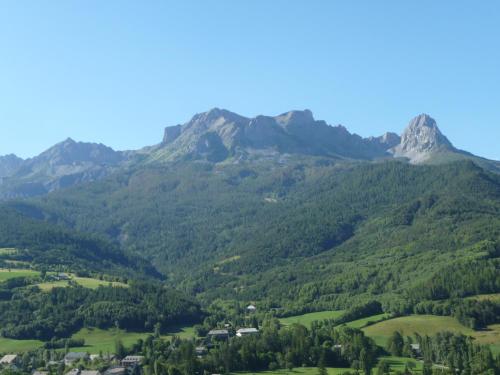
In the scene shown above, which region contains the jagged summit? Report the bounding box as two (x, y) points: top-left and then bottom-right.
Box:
(1, 108), (498, 200)
(275, 109), (315, 126)
(0, 154), (23, 178)
(391, 114), (455, 163)
(154, 108), (392, 162)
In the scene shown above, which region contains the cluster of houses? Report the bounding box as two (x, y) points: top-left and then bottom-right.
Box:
(0, 304), (261, 373)
(192, 304), (260, 358)
(0, 353), (144, 375)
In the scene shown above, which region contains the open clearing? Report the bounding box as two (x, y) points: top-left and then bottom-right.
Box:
(70, 328), (153, 353)
(235, 367), (350, 375)
(466, 293), (500, 303)
(377, 356), (422, 373)
(69, 325), (196, 353)
(0, 337), (43, 352)
(343, 313), (391, 329)
(279, 310), (345, 327)
(0, 248), (18, 255)
(0, 268), (39, 282)
(363, 315), (477, 346)
(36, 276), (128, 291)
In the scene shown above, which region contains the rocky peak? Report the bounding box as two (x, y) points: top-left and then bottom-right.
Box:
(30, 138), (124, 167)
(0, 154), (23, 177)
(391, 114), (454, 163)
(275, 109), (315, 127)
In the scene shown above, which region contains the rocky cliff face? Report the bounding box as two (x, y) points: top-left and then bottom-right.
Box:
(152, 108), (395, 162)
(0, 139), (127, 199)
(391, 114), (455, 163)
(0, 154), (23, 177)
(1, 109), (498, 200)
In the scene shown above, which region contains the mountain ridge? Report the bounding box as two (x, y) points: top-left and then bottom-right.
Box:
(1, 109), (498, 199)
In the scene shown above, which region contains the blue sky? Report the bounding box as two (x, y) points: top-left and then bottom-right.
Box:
(0, 1), (499, 160)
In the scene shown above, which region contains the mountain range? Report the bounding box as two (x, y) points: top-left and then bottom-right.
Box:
(0, 108), (499, 314)
(1, 109), (498, 199)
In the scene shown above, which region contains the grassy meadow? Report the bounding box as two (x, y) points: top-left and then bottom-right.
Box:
(36, 276), (128, 291)
(234, 367), (350, 375)
(343, 313), (391, 329)
(68, 325), (196, 353)
(0, 268), (39, 282)
(279, 311), (345, 327)
(0, 336), (43, 352)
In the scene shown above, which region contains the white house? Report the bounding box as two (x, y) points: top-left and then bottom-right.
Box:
(236, 328), (259, 337)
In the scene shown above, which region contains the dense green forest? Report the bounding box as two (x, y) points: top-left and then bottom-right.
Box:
(0, 158), (499, 374)
(0, 280), (203, 340)
(0, 206), (160, 278)
(6, 159), (498, 312)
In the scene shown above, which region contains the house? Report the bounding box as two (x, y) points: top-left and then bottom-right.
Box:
(90, 354), (116, 362)
(121, 356), (144, 367)
(64, 352), (89, 366)
(104, 367), (127, 375)
(208, 329), (229, 340)
(33, 371), (49, 375)
(81, 371), (101, 375)
(0, 355), (19, 366)
(65, 369), (81, 375)
(236, 328), (259, 337)
(246, 304), (256, 313)
(410, 343), (422, 356)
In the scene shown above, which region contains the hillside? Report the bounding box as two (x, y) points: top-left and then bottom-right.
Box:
(0, 206), (160, 279)
(5, 158), (498, 312)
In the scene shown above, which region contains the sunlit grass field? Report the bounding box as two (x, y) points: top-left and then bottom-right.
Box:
(0, 268), (39, 282)
(279, 311), (345, 327)
(36, 276), (128, 291)
(234, 367), (350, 375)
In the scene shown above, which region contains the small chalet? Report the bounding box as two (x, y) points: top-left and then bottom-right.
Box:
(121, 355), (144, 367)
(90, 354), (116, 362)
(236, 328), (259, 337)
(208, 329), (229, 340)
(246, 304), (256, 313)
(81, 371), (101, 375)
(411, 343), (421, 356)
(0, 355), (18, 366)
(33, 371), (48, 375)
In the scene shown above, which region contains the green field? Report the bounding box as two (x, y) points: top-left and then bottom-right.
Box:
(377, 356), (423, 374)
(69, 328), (153, 353)
(0, 268), (39, 282)
(466, 293), (500, 303)
(234, 367), (350, 375)
(343, 313), (391, 329)
(36, 276), (128, 291)
(166, 324), (196, 339)
(0, 248), (18, 255)
(362, 314), (500, 350)
(69, 325), (196, 353)
(279, 310), (345, 327)
(0, 336), (43, 352)
(362, 315), (475, 346)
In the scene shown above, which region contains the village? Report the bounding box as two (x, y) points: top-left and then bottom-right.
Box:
(0, 304), (263, 375)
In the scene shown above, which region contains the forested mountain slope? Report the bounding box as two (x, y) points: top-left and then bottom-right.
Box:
(0, 206), (160, 278)
(6, 158), (499, 310)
